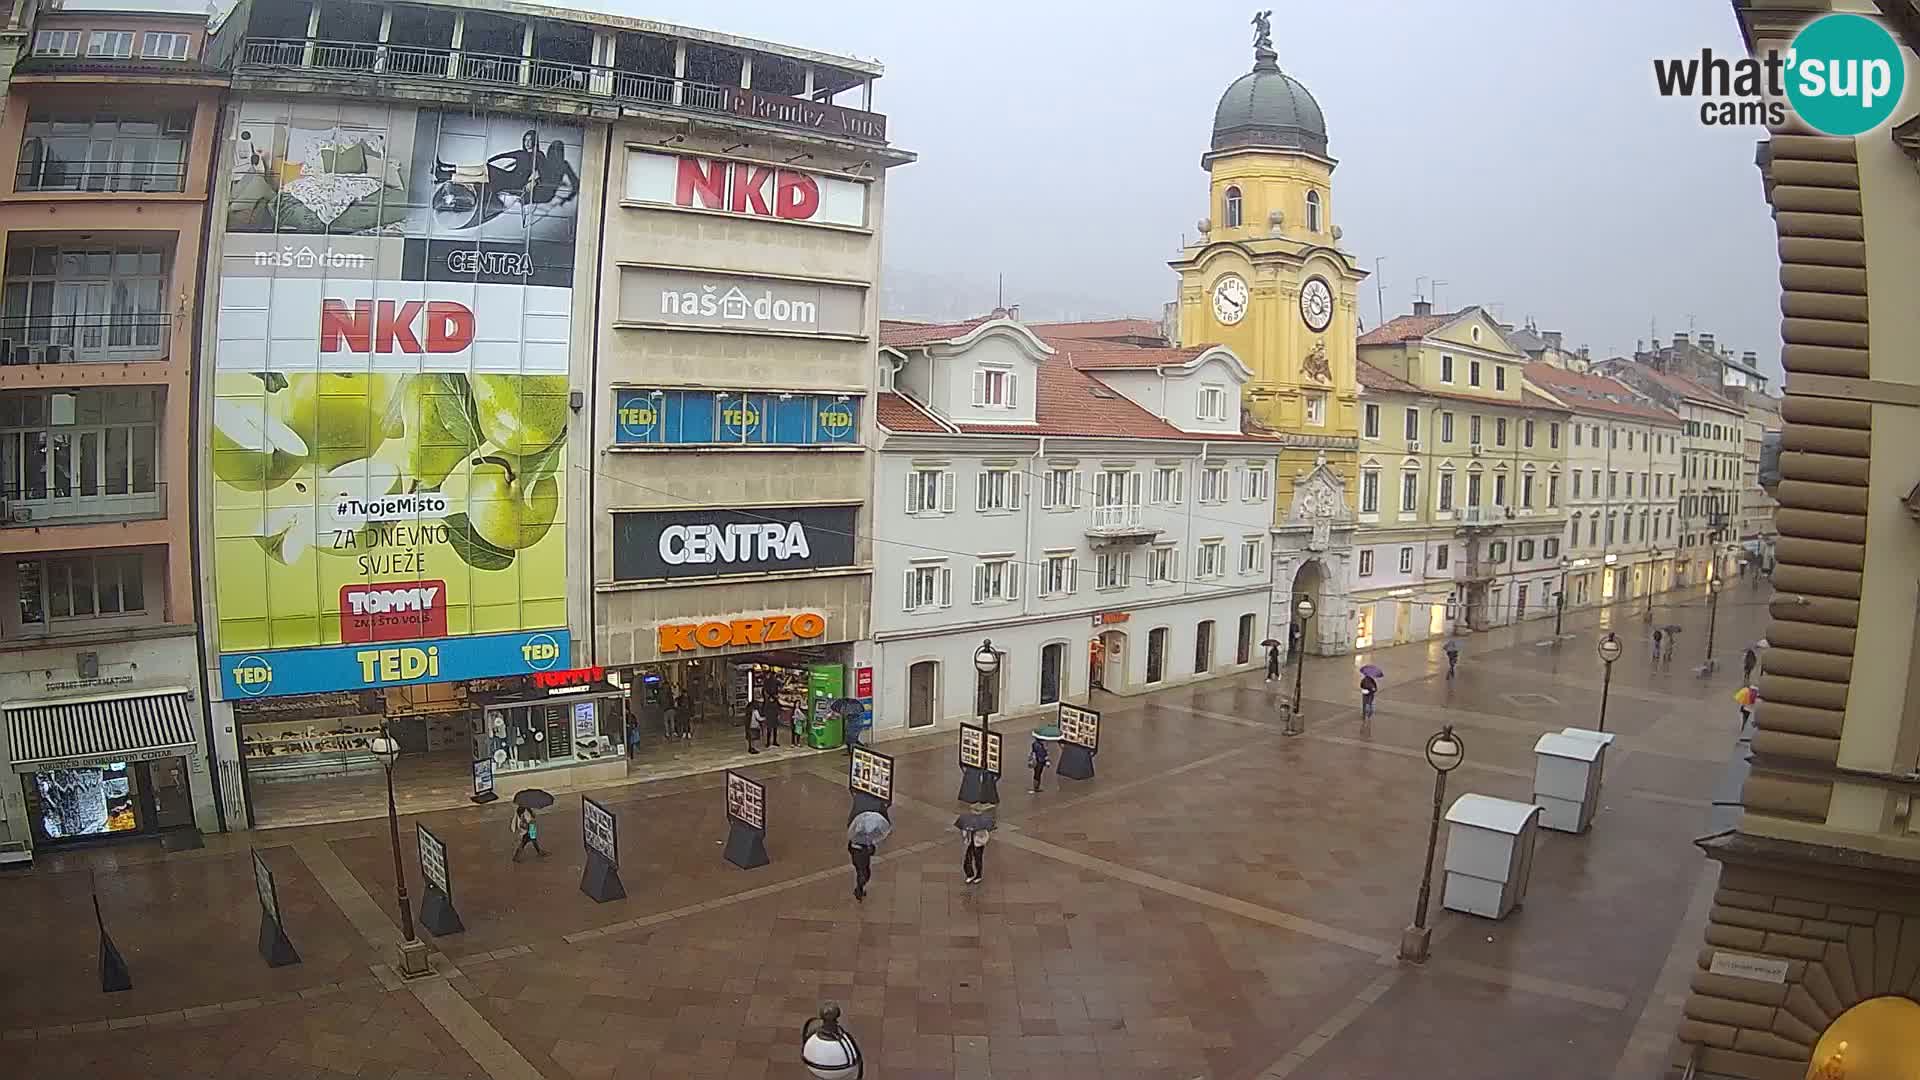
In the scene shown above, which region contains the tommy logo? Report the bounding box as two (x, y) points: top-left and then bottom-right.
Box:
(339, 580), (449, 643)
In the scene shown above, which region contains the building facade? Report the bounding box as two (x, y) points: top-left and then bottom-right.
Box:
(0, 2), (225, 857)
(1524, 363), (1684, 613)
(1355, 304), (1570, 632)
(869, 317), (1277, 730)
(1739, 389), (1782, 571)
(193, 0), (900, 828)
(1671, 5), (1920, 1078)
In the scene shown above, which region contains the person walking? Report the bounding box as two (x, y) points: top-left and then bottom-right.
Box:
(959, 820), (991, 884)
(1443, 637), (1460, 680)
(511, 805), (547, 861)
(1028, 735), (1051, 793)
(1743, 646), (1760, 683)
(1359, 672), (1378, 722)
(676, 691), (694, 741)
(848, 840), (875, 901)
(744, 696), (764, 754)
(1652, 628), (1663, 663)
(1266, 642), (1282, 682)
(662, 695), (681, 742)
(764, 694), (782, 748)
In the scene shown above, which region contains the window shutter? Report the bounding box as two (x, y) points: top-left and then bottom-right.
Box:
(1173, 469), (1184, 505)
(1129, 471), (1142, 506)
(1067, 557), (1079, 594)
(972, 369), (986, 407)
(1008, 561), (1021, 600)
(904, 569), (918, 611)
(906, 472), (922, 515)
(1008, 471), (1022, 510)
(973, 562), (986, 604)
(1072, 470), (1083, 508)
(940, 470), (955, 512)
(939, 566), (953, 607)
(976, 471), (989, 511)
(1006, 372), (1019, 408)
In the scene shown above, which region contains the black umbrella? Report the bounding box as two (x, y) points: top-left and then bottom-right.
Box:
(1260, 638), (1282, 648)
(513, 788), (555, 810)
(954, 811), (996, 832)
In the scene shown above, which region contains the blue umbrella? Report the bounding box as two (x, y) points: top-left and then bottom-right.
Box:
(1359, 664), (1385, 679)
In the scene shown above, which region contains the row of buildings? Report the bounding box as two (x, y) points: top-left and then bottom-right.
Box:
(0, 0), (1781, 865)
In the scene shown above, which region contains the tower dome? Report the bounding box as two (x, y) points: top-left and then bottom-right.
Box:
(1210, 29), (1327, 158)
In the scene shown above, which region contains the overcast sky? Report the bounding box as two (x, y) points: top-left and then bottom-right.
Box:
(589, 0), (1782, 375)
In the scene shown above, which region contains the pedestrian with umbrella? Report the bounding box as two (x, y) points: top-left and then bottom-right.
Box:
(954, 803), (996, 884)
(1029, 724), (1061, 793)
(1263, 637), (1282, 682)
(846, 811), (891, 902)
(510, 789), (553, 861)
(1359, 664), (1384, 723)
(1443, 637), (1460, 680)
(1734, 685), (1759, 731)
(1743, 645), (1760, 683)
(1662, 625), (1682, 669)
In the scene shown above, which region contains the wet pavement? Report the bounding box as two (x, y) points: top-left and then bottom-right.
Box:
(0, 586), (1766, 1079)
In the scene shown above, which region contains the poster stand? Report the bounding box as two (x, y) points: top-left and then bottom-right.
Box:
(848, 747), (895, 822)
(1057, 703), (1100, 781)
(580, 797), (626, 902)
(419, 886), (465, 935)
(415, 823), (465, 935)
(580, 851), (626, 902)
(93, 892), (130, 993)
(957, 722), (1004, 803)
(252, 849), (301, 967)
(723, 771), (770, 870)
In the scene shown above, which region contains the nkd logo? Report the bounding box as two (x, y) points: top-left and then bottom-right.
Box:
(675, 156), (823, 221)
(659, 521), (812, 566)
(320, 299), (476, 354)
(660, 284), (817, 326)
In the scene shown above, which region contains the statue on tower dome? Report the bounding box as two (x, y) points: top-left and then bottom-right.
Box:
(1251, 9), (1274, 52)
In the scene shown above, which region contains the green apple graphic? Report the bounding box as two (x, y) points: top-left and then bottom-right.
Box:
(465, 453), (560, 552)
(471, 374), (569, 457)
(277, 373), (404, 471)
(406, 373), (485, 488)
(211, 397), (308, 491)
(255, 458), (406, 565)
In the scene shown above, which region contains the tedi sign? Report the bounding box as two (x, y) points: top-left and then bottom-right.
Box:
(613, 504), (858, 581)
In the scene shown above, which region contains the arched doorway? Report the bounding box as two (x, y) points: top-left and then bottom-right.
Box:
(1291, 559), (1328, 654)
(907, 661), (937, 729)
(1039, 642), (1066, 705)
(1090, 630), (1127, 691)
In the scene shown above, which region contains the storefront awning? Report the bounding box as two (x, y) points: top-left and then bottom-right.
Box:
(6, 689), (199, 770)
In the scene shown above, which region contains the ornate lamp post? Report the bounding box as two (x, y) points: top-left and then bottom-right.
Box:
(1399, 724), (1465, 963)
(973, 639), (1000, 731)
(1645, 548), (1661, 622)
(368, 728), (430, 978)
(1553, 555), (1571, 638)
(802, 1002), (863, 1078)
(1703, 574), (1724, 675)
(1286, 596), (1315, 736)
(1596, 632), (1623, 732)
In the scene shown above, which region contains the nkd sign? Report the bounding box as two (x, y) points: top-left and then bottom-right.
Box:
(625, 150), (868, 228)
(321, 299), (474, 354)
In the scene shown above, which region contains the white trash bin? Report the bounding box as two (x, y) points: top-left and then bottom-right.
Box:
(1441, 794), (1542, 920)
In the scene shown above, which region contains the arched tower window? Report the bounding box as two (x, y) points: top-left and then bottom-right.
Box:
(1305, 190), (1322, 233)
(1223, 186), (1243, 228)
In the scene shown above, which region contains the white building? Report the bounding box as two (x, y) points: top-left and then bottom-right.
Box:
(869, 316), (1280, 732)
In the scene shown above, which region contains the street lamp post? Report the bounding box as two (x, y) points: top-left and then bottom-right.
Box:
(973, 639), (1000, 731)
(1399, 724), (1465, 963)
(368, 729), (430, 978)
(1596, 632), (1623, 733)
(1287, 596), (1315, 736)
(802, 1002), (863, 1079)
(1703, 575), (1724, 675)
(1645, 548), (1661, 622)
(1553, 556), (1570, 638)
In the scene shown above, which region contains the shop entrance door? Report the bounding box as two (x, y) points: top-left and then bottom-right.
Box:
(907, 661), (936, 728)
(147, 756), (194, 829)
(1146, 627), (1166, 684)
(1039, 643), (1064, 705)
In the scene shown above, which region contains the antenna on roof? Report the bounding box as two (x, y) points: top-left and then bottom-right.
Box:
(1432, 280), (1449, 309)
(997, 273), (1004, 310)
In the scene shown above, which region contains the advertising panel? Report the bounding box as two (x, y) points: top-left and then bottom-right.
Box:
(612, 388), (859, 447)
(616, 267), (866, 337)
(211, 101), (581, 690)
(958, 723), (1004, 776)
(849, 746), (893, 802)
(417, 822), (450, 896)
(612, 504), (859, 582)
(724, 770), (766, 831)
(623, 150), (869, 228)
(1059, 703), (1101, 752)
(582, 796), (618, 866)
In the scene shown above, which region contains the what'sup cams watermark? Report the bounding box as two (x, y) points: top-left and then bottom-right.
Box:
(1654, 12), (1906, 136)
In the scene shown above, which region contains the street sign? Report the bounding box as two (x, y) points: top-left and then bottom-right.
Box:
(849, 746), (894, 802)
(417, 823), (450, 897)
(725, 770), (766, 831)
(582, 796), (618, 868)
(1059, 703), (1101, 752)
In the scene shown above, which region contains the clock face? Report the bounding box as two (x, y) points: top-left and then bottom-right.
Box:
(1211, 275), (1249, 326)
(1300, 276), (1334, 333)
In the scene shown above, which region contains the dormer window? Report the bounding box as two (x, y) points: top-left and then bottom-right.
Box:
(140, 32), (191, 60)
(86, 31), (134, 59)
(1198, 383), (1227, 422)
(972, 366), (1016, 409)
(1305, 190), (1322, 233)
(1223, 186), (1243, 228)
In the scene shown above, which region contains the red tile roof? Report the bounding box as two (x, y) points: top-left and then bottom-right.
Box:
(1056, 343), (1211, 371)
(1522, 363), (1681, 424)
(1025, 318), (1166, 342)
(1632, 367), (1740, 410)
(874, 391), (951, 434)
(1356, 310), (1461, 346)
(879, 318), (991, 347)
(1355, 361), (1419, 394)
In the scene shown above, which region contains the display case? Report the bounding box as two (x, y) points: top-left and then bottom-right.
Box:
(480, 692), (625, 776)
(239, 714), (387, 778)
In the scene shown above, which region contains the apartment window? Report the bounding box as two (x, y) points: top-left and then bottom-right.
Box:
(1523, 419), (1535, 448)
(1400, 470), (1419, 513)
(1606, 514), (1616, 545)
(1223, 186), (1243, 228)
(1434, 545), (1450, 570)
(140, 31), (192, 60)
(1304, 393), (1326, 426)
(1438, 472), (1454, 511)
(1608, 471), (1618, 498)
(1404, 408), (1420, 442)
(1610, 428), (1619, 450)
(1305, 189), (1322, 232)
(1441, 412), (1455, 442)
(1197, 539), (1226, 579)
(1495, 417), (1508, 447)
(1548, 474), (1559, 507)
(1398, 546), (1415, 573)
(1243, 464), (1270, 502)
(976, 466), (1020, 511)
(1199, 384), (1227, 422)
(18, 552), (145, 623)
(18, 107), (191, 193)
(1518, 540), (1535, 561)
(1588, 517), (1598, 545)
(1494, 473), (1507, 506)
(1495, 366), (1508, 392)
(1360, 469), (1380, 514)
(1469, 359), (1482, 387)
(1572, 471), (1582, 498)
(1549, 423), (1560, 449)
(86, 31), (135, 58)
(972, 366), (1016, 408)
(1488, 541), (1508, 563)
(1468, 473), (1482, 506)
(973, 557), (1021, 605)
(1544, 538), (1560, 559)
(1040, 467), (1078, 510)
(3, 242), (171, 361)
(1358, 549), (1375, 576)
(1440, 355), (1455, 383)
(1363, 403), (1380, 439)
(1470, 415), (1482, 445)
(1640, 510), (1650, 540)
(1572, 424), (1582, 447)
(1148, 544), (1177, 584)
(905, 468), (952, 514)
(1522, 473), (1535, 508)
(1093, 468), (1139, 524)
(1096, 550), (1130, 590)
(1590, 424), (1600, 445)
(32, 30), (82, 56)
(1200, 465), (1229, 503)
(1152, 465), (1183, 505)
(1591, 468), (1601, 495)
(1240, 536), (1264, 574)
(905, 563), (952, 611)
(2, 389), (159, 505)
(1640, 471), (1649, 496)
(1040, 553), (1077, 597)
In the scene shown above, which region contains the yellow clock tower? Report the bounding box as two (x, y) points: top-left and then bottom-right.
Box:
(1171, 16), (1368, 514)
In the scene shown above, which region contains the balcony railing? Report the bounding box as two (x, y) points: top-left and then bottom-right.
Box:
(1091, 504), (1142, 529)
(15, 162), (187, 194)
(2, 482), (166, 526)
(0, 314), (172, 364)
(236, 37), (889, 144)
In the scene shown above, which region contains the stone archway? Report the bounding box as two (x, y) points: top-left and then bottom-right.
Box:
(1291, 558), (1329, 654)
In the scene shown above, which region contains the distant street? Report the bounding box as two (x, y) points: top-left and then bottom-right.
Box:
(0, 585), (1767, 1080)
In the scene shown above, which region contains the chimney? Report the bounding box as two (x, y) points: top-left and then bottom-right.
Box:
(1673, 332), (1688, 347)
(1543, 330), (1563, 350)
(1698, 332), (1715, 351)
(1742, 350), (1758, 366)
(1578, 346), (1590, 359)
(1412, 299), (1433, 317)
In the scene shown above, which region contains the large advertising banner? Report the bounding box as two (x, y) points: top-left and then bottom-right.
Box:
(211, 102), (582, 698)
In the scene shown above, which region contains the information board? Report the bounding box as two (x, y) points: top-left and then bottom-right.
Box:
(582, 796), (619, 867)
(1059, 702), (1101, 752)
(471, 760), (495, 800)
(849, 746), (894, 802)
(959, 723), (1003, 777)
(251, 848), (280, 923)
(725, 770), (766, 831)
(417, 822), (450, 896)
